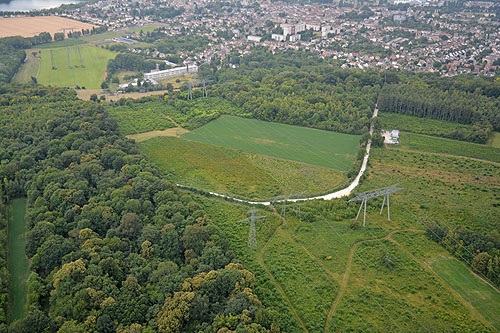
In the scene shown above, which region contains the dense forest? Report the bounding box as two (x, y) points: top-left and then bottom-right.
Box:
(0, 195), (7, 325)
(0, 84), (276, 332)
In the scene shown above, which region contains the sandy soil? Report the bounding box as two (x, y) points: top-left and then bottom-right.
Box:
(125, 128), (189, 142)
(0, 16), (97, 38)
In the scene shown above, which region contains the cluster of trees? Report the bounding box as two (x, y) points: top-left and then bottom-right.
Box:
(0, 84), (276, 332)
(156, 34), (210, 55)
(106, 53), (163, 77)
(141, 6), (185, 19)
(377, 83), (499, 143)
(0, 39), (26, 84)
(426, 222), (500, 289)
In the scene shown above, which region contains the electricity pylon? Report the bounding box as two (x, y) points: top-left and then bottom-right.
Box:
(239, 209), (266, 249)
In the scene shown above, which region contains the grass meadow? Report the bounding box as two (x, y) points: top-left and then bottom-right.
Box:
(37, 46), (116, 88)
(140, 136), (347, 200)
(12, 49), (40, 84)
(395, 131), (500, 163)
(379, 112), (475, 139)
(182, 116), (360, 171)
(8, 199), (28, 323)
(489, 132), (500, 148)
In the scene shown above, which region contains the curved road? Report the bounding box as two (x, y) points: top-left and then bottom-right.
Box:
(181, 106), (379, 205)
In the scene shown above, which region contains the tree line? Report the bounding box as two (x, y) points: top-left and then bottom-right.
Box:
(377, 82), (499, 143)
(0, 84), (278, 332)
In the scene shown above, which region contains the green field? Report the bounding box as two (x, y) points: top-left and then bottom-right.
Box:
(488, 132), (500, 148)
(140, 137), (347, 200)
(12, 50), (39, 84)
(379, 112), (475, 141)
(37, 46), (116, 88)
(7, 199), (28, 323)
(395, 132), (500, 163)
(392, 231), (500, 330)
(182, 116), (360, 171)
(36, 39), (85, 49)
(430, 258), (500, 330)
(108, 103), (175, 135)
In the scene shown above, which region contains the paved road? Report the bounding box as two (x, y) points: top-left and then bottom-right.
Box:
(179, 106), (379, 205)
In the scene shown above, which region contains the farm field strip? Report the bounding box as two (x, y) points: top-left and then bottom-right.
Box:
(37, 45), (116, 89)
(181, 115), (360, 171)
(395, 131), (500, 163)
(0, 16), (96, 38)
(430, 257), (500, 331)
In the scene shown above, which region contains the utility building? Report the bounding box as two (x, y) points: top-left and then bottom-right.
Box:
(144, 64), (198, 80)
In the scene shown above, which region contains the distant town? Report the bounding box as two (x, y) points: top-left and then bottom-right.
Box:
(7, 0), (494, 76)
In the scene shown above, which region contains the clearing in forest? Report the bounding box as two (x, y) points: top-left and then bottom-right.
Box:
(37, 46), (116, 89)
(7, 199), (29, 323)
(181, 115), (360, 171)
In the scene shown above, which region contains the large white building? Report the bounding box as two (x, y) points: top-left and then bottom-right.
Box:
(144, 64), (198, 80)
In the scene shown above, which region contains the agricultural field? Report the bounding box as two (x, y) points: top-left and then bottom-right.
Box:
(393, 131), (500, 163)
(108, 102), (176, 135)
(182, 116), (361, 171)
(37, 46), (116, 89)
(140, 136), (347, 200)
(0, 16), (96, 38)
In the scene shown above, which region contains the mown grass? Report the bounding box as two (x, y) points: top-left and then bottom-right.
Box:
(379, 112), (475, 140)
(37, 45), (116, 89)
(7, 199), (28, 323)
(393, 231), (500, 331)
(12, 50), (39, 84)
(182, 115), (360, 171)
(139, 136), (347, 200)
(331, 240), (490, 332)
(394, 132), (500, 163)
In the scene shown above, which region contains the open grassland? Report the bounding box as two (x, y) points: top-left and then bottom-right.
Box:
(489, 132), (500, 148)
(393, 131), (500, 163)
(0, 16), (96, 38)
(37, 46), (116, 89)
(12, 49), (40, 84)
(331, 240), (489, 331)
(186, 129), (499, 332)
(182, 116), (360, 171)
(393, 231), (500, 330)
(8, 199), (28, 323)
(379, 112), (475, 140)
(140, 136), (347, 200)
(264, 230), (338, 332)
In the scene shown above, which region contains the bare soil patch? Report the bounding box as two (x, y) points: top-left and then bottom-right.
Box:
(126, 128), (189, 142)
(0, 16), (97, 38)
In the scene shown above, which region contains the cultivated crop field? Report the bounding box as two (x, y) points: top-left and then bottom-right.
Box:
(140, 136), (347, 200)
(182, 116), (360, 171)
(0, 16), (96, 38)
(37, 46), (116, 89)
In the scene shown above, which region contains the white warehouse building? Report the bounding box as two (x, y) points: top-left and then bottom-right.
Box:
(144, 64), (198, 80)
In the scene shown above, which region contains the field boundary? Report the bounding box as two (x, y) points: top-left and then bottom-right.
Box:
(389, 147), (500, 166)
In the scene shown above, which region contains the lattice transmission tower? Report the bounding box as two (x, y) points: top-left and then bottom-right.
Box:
(238, 209), (266, 249)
